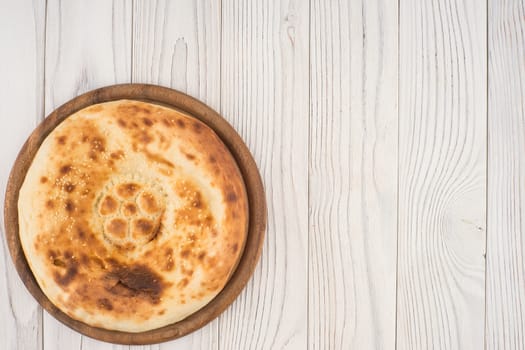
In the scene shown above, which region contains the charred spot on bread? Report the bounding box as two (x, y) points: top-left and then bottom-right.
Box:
(105, 263), (168, 304)
(143, 117), (153, 126)
(116, 183), (141, 198)
(99, 195), (118, 215)
(64, 183), (75, 192)
(176, 119), (185, 128)
(65, 200), (75, 212)
(60, 165), (72, 174)
(226, 191), (237, 202)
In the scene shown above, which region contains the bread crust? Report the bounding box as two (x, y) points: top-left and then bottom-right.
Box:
(18, 100), (248, 332)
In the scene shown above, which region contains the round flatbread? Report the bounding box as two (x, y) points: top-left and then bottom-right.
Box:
(18, 100), (248, 332)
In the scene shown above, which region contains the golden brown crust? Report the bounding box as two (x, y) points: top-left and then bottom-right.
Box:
(18, 100), (248, 332)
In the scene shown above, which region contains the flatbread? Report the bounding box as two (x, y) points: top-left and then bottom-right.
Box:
(18, 100), (248, 332)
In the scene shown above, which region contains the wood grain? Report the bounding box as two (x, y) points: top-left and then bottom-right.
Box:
(486, 0), (525, 349)
(0, 0), (45, 349)
(132, 1), (221, 347)
(397, 0), (487, 349)
(132, 0), (220, 111)
(309, 0), (398, 348)
(220, 0), (309, 349)
(6, 0), (525, 348)
(43, 0), (131, 348)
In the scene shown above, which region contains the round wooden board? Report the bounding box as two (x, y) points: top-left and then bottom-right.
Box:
(3, 84), (266, 345)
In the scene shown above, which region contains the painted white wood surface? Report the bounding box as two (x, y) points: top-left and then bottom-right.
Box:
(219, 0), (308, 349)
(1, 0), (525, 349)
(0, 1), (45, 350)
(397, 0), (487, 349)
(309, 0), (398, 349)
(486, 0), (525, 349)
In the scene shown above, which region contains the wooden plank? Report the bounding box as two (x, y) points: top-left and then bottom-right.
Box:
(219, 0), (309, 349)
(397, 0), (486, 349)
(43, 0), (131, 349)
(132, 0), (221, 111)
(0, 0), (46, 349)
(131, 1), (221, 349)
(486, 0), (525, 349)
(309, 0), (398, 348)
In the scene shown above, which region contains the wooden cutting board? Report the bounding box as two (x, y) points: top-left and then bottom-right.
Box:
(3, 84), (266, 345)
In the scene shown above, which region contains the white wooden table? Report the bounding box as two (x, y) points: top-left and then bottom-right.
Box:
(0, 0), (523, 349)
